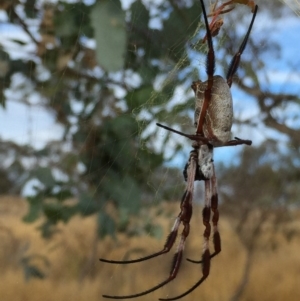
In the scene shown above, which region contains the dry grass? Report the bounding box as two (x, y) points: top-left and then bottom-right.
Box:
(1, 196), (300, 301)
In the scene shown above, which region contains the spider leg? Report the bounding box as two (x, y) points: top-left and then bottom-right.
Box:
(226, 5), (258, 87)
(202, 0), (235, 42)
(195, 0), (215, 136)
(102, 150), (198, 299)
(100, 216), (179, 264)
(187, 163), (221, 264)
(210, 164), (221, 257)
(100, 193), (185, 264)
(156, 123), (209, 144)
(100, 150), (199, 265)
(156, 124), (252, 147)
(159, 161), (213, 301)
(217, 137), (252, 147)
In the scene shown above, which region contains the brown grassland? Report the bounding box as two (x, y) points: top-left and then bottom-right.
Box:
(1, 196), (300, 301)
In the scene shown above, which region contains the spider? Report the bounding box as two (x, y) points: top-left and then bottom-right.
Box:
(100, 0), (258, 300)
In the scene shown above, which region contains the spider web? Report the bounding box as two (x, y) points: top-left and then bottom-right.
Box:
(131, 2), (235, 171)
(1, 1), (300, 300)
(133, 0), (300, 169)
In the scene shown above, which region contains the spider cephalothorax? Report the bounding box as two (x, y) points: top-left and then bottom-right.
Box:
(100, 1), (258, 300)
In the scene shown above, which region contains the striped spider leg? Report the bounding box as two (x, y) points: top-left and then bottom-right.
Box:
(101, 146), (201, 299)
(100, 0), (257, 299)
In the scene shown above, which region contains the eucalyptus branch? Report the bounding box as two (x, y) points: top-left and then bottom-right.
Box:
(238, 80), (300, 146)
(10, 7), (39, 45)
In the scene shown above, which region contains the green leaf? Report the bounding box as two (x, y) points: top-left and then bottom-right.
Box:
(126, 85), (153, 110)
(77, 193), (99, 216)
(117, 208), (130, 232)
(23, 265), (45, 281)
(24, 0), (37, 19)
(23, 195), (43, 223)
(43, 203), (77, 223)
(34, 167), (56, 188)
(38, 220), (60, 239)
(52, 189), (73, 202)
(54, 7), (78, 38)
(11, 39), (28, 45)
(91, 0), (126, 71)
(97, 211), (116, 238)
(145, 223), (163, 239)
(130, 0), (149, 32)
(102, 171), (141, 214)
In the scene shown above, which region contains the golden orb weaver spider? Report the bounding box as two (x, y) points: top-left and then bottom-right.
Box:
(100, 0), (258, 299)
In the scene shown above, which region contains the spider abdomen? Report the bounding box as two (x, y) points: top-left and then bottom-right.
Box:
(192, 75), (233, 146)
